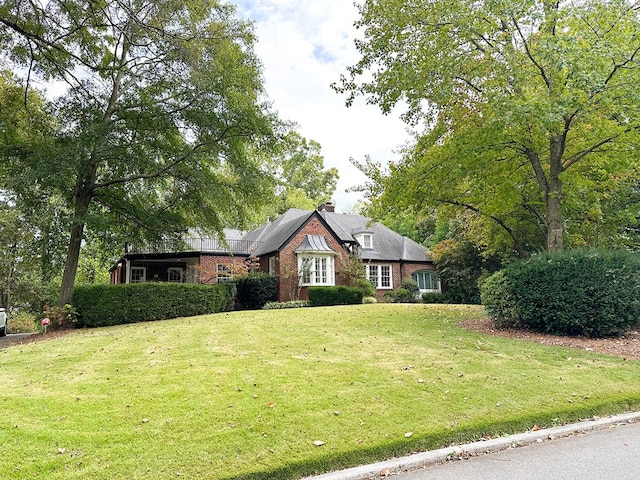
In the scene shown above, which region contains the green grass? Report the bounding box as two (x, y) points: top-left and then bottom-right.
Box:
(2, 304), (639, 479)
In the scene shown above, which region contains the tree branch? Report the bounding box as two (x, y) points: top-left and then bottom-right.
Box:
(437, 199), (529, 258)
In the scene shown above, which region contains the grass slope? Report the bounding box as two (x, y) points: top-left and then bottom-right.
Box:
(2, 304), (639, 479)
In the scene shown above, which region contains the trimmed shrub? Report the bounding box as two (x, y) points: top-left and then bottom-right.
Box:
(308, 286), (363, 306)
(72, 282), (236, 328)
(363, 296), (378, 304)
(383, 288), (416, 303)
(353, 278), (377, 298)
(482, 249), (640, 338)
(401, 279), (420, 299)
(234, 272), (278, 310)
(422, 292), (457, 304)
(479, 270), (521, 328)
(263, 301), (309, 309)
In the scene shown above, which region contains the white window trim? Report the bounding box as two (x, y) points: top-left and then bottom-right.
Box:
(298, 254), (335, 286)
(167, 267), (183, 283)
(216, 263), (233, 283)
(412, 270), (441, 293)
(268, 256), (276, 276)
(366, 264), (393, 289)
(356, 233), (374, 250)
(130, 266), (146, 283)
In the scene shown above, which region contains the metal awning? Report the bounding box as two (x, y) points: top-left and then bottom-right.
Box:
(294, 235), (335, 253)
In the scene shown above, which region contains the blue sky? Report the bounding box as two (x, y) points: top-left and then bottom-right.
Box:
(232, 0), (410, 212)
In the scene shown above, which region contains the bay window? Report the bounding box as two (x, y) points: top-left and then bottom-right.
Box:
(298, 254), (335, 286)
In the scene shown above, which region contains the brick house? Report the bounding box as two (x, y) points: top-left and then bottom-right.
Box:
(110, 204), (440, 301)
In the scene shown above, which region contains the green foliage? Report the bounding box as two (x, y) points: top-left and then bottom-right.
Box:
(1, 1), (283, 305)
(362, 296), (378, 304)
(480, 270), (521, 328)
(338, 0), (640, 254)
(5, 310), (38, 333)
(430, 239), (498, 304)
(353, 277), (377, 298)
(383, 288), (416, 303)
(72, 283), (236, 328)
(482, 250), (640, 338)
(308, 286), (364, 306)
(422, 292), (456, 304)
(401, 279), (420, 297)
(234, 272), (278, 310)
(42, 304), (79, 331)
(263, 300), (310, 310)
(259, 131), (339, 219)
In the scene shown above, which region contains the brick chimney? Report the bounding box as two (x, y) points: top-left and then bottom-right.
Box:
(318, 202), (335, 213)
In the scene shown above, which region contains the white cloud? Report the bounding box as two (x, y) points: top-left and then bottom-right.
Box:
(234, 0), (410, 212)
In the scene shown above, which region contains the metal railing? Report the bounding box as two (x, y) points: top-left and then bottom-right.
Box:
(126, 237), (261, 255)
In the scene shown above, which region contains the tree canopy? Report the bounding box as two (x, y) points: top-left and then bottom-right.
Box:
(263, 131), (339, 217)
(1, 0), (284, 304)
(336, 0), (640, 254)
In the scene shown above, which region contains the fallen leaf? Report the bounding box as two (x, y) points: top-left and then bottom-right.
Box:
(532, 425), (540, 431)
(58, 448), (66, 454)
(313, 440), (325, 447)
(405, 432), (414, 438)
(380, 468), (391, 477)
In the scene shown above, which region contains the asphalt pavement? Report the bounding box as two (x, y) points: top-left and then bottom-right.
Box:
(0, 333), (34, 348)
(304, 412), (640, 480)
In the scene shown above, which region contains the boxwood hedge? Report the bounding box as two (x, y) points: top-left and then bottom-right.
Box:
(481, 249), (640, 338)
(308, 286), (363, 306)
(72, 282), (236, 328)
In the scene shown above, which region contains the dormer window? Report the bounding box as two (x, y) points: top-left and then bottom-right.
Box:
(355, 232), (373, 250)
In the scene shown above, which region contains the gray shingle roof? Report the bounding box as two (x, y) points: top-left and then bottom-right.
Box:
(242, 209), (431, 262)
(317, 211), (431, 262)
(245, 209), (313, 256)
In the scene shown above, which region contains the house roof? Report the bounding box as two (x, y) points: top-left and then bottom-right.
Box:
(317, 211), (430, 262)
(121, 208), (432, 263)
(244, 208), (431, 263)
(244, 209), (313, 257)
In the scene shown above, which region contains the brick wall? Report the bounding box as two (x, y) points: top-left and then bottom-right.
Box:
(199, 255), (248, 284)
(274, 217), (349, 302)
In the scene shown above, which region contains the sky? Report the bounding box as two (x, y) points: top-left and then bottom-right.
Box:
(233, 0), (411, 213)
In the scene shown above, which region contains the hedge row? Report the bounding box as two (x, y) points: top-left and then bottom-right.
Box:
(308, 286), (363, 306)
(234, 272), (278, 309)
(72, 283), (236, 328)
(481, 249), (640, 338)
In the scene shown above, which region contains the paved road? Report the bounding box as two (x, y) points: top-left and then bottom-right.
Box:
(306, 413), (640, 480)
(0, 333), (34, 349)
(392, 420), (640, 480)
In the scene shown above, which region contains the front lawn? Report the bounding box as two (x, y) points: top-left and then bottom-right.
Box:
(2, 304), (639, 479)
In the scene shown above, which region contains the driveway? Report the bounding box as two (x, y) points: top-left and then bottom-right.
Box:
(0, 333), (35, 349)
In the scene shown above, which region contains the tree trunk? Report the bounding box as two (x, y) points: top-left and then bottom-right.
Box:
(58, 179), (94, 306)
(546, 136), (565, 251)
(545, 185), (564, 251)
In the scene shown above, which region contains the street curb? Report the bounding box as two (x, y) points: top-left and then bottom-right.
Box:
(303, 411), (640, 480)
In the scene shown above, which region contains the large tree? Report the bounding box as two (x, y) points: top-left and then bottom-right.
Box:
(1, 0), (281, 305)
(335, 0), (640, 252)
(267, 131), (339, 216)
